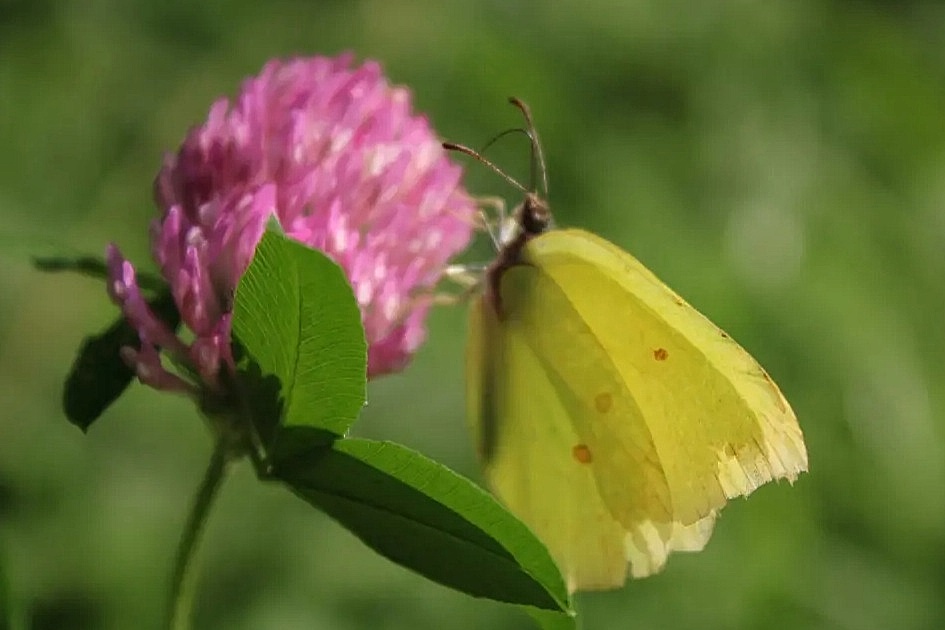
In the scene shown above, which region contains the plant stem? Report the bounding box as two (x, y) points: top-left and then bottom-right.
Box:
(165, 438), (230, 630)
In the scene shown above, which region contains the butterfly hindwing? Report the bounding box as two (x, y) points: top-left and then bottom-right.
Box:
(468, 292), (638, 590)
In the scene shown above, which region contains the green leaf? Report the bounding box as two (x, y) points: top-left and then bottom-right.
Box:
(275, 438), (572, 614)
(63, 291), (180, 431)
(230, 228), (366, 458)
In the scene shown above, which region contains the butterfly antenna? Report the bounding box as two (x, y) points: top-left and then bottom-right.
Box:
(508, 97), (549, 197)
(442, 141), (529, 194)
(478, 127), (531, 156)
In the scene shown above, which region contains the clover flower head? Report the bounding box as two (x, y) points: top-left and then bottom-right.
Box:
(108, 53), (476, 394)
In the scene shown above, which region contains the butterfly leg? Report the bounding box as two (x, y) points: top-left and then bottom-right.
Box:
(474, 195), (508, 249)
(416, 263), (486, 308)
(383, 195), (502, 320)
(427, 263), (486, 305)
(445, 194), (506, 237)
(377, 264), (486, 336)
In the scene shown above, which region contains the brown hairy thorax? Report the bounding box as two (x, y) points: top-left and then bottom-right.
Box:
(485, 191), (553, 319)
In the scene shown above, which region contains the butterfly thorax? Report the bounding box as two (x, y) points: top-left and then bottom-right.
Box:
(486, 192), (554, 319)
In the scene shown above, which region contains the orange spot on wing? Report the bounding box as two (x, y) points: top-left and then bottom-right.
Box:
(653, 348), (669, 361)
(572, 444), (593, 464)
(594, 392), (613, 413)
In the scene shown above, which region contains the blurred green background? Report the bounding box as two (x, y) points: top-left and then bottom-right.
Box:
(2, 1), (944, 628)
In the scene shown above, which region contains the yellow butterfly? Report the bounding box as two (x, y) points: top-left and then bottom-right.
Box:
(446, 99), (808, 594)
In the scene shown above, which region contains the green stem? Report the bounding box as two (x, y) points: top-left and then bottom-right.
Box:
(165, 439), (230, 630)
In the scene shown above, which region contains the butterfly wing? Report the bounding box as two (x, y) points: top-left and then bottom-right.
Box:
(468, 291), (640, 591)
(467, 228), (808, 591)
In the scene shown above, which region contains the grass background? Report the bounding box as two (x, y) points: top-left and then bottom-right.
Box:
(2, 1), (944, 628)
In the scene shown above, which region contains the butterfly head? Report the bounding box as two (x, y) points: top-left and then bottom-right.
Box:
(444, 97), (551, 244)
(520, 191), (553, 237)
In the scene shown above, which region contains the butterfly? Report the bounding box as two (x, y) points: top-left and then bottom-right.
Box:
(445, 98), (808, 594)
